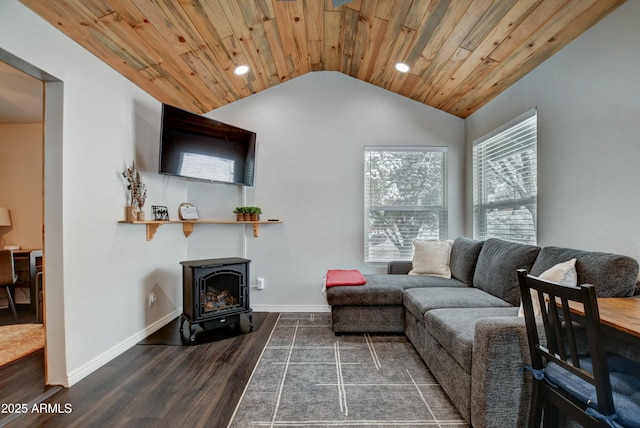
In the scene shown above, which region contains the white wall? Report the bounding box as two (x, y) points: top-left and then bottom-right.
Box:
(0, 1), (187, 386)
(0, 123), (43, 249)
(465, 1), (640, 261)
(187, 72), (465, 311)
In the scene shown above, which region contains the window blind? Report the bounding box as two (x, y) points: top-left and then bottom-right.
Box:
(473, 109), (537, 244)
(364, 146), (447, 263)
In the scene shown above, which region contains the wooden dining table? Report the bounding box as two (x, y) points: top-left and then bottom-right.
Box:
(567, 296), (640, 346)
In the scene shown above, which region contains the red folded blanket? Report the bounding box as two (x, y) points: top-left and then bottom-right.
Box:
(325, 269), (367, 287)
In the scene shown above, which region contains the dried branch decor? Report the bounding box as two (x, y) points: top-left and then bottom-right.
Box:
(122, 160), (147, 210)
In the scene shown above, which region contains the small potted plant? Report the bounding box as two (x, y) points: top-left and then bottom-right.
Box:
(248, 207), (262, 221)
(233, 207), (246, 221)
(233, 206), (263, 221)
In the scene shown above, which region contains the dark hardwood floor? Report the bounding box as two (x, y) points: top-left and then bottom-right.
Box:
(0, 349), (61, 428)
(0, 313), (278, 428)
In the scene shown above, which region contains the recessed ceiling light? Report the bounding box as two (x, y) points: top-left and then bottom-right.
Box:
(234, 65), (250, 75)
(395, 62), (410, 73)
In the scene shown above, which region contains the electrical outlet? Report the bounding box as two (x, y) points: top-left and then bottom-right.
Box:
(148, 291), (157, 307)
(256, 277), (265, 290)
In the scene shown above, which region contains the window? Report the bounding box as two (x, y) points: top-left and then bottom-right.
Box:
(364, 146), (447, 263)
(473, 109), (537, 244)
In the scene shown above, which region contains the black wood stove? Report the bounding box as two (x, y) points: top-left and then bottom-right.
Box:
(179, 257), (253, 344)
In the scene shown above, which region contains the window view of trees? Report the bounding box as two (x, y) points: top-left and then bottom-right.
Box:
(473, 111), (537, 245)
(365, 148), (446, 263)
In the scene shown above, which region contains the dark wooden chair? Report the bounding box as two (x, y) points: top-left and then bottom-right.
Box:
(517, 269), (640, 428)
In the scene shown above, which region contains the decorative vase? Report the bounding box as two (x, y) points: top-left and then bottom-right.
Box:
(126, 205), (138, 222)
(137, 210), (145, 221)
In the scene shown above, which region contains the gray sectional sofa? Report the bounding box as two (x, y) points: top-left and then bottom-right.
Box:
(325, 237), (639, 427)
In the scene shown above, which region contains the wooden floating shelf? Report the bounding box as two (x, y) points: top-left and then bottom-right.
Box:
(119, 220), (283, 240)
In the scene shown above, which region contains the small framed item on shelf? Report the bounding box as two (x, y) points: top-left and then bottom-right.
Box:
(152, 205), (170, 221)
(179, 203), (198, 220)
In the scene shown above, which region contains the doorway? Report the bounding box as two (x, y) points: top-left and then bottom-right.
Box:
(0, 47), (65, 386)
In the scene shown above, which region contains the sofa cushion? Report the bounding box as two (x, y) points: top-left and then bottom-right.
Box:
(450, 237), (484, 287)
(376, 273), (468, 290)
(404, 287), (512, 324)
(409, 239), (453, 278)
(473, 238), (541, 306)
(326, 273), (466, 306)
(326, 274), (404, 306)
(425, 307), (519, 372)
(531, 246), (639, 297)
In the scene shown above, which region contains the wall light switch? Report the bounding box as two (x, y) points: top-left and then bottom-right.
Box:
(256, 277), (265, 290)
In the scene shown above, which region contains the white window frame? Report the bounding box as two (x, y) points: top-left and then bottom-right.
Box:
(364, 146), (447, 264)
(473, 109), (537, 244)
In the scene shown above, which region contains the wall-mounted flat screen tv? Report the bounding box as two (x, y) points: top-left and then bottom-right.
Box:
(159, 104), (256, 186)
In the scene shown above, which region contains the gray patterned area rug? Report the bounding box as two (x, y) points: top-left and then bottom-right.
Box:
(227, 313), (468, 427)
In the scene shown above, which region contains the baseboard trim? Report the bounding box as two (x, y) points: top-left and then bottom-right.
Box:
(66, 309), (180, 386)
(65, 305), (330, 386)
(251, 304), (330, 313)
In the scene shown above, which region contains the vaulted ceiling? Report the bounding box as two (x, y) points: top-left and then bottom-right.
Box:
(20, 0), (624, 118)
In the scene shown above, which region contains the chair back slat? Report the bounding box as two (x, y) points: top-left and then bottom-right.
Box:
(559, 298), (581, 367)
(546, 299), (567, 360)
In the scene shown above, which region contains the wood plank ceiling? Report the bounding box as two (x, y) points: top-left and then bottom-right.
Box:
(20, 0), (624, 118)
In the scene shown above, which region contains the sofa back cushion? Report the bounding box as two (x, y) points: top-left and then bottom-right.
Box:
(473, 238), (541, 306)
(450, 237), (484, 286)
(531, 246), (639, 297)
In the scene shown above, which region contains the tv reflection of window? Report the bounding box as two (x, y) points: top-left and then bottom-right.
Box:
(179, 152), (235, 182)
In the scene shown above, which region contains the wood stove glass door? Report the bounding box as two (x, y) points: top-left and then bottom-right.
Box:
(198, 269), (244, 318)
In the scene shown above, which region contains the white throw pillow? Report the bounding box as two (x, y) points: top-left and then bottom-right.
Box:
(518, 258), (578, 317)
(409, 239), (453, 279)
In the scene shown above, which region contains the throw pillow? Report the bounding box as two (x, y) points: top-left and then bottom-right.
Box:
(409, 239), (453, 278)
(518, 258), (578, 317)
